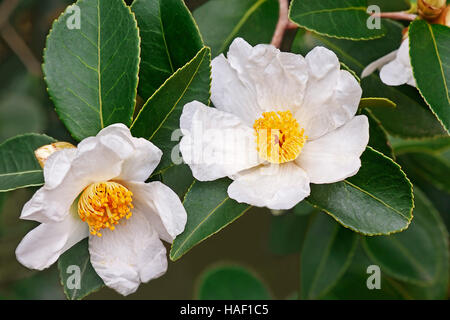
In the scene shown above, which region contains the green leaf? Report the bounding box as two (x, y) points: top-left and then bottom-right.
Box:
(197, 264), (271, 300)
(269, 211), (313, 255)
(307, 147), (414, 235)
(359, 97), (396, 109)
(289, 0), (386, 40)
(131, 0), (204, 100)
(194, 0), (279, 57)
(159, 163), (194, 199)
(131, 47), (211, 172)
(409, 20), (450, 134)
(390, 135), (450, 154)
(363, 109), (394, 158)
(363, 77), (448, 138)
(292, 21), (447, 138)
(398, 152), (450, 193)
(363, 189), (449, 287)
(0, 134), (56, 192)
(300, 213), (358, 299)
(43, 0), (140, 141)
(367, 0), (411, 12)
(58, 238), (104, 300)
(170, 178), (251, 261)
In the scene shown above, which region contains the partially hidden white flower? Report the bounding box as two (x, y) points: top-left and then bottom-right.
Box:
(179, 38), (369, 210)
(16, 124), (187, 296)
(361, 37), (416, 87)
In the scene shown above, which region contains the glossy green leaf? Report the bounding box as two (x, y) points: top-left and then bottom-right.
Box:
(58, 239), (104, 300)
(43, 0), (140, 141)
(170, 178), (251, 261)
(269, 211), (313, 255)
(367, 0), (411, 12)
(194, 0), (279, 57)
(159, 163), (194, 199)
(398, 152), (450, 193)
(197, 265), (271, 300)
(390, 135), (450, 154)
(363, 189), (448, 287)
(300, 213), (358, 299)
(307, 147), (414, 235)
(0, 134), (56, 192)
(292, 21), (447, 138)
(131, 0), (204, 100)
(131, 47), (211, 172)
(409, 20), (450, 134)
(359, 97), (396, 109)
(363, 109), (394, 158)
(289, 0), (386, 40)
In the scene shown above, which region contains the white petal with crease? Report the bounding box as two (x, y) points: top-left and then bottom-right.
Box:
(124, 181), (187, 243)
(16, 205), (88, 270)
(211, 38), (308, 125)
(89, 212), (167, 296)
(228, 162), (310, 210)
(296, 115), (369, 184)
(180, 101), (261, 181)
(296, 47), (362, 140)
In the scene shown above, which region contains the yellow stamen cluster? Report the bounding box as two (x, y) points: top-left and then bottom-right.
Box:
(78, 182), (133, 237)
(253, 110), (307, 164)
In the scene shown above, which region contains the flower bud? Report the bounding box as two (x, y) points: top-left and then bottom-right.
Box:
(418, 0), (446, 20)
(432, 5), (450, 27)
(35, 142), (76, 168)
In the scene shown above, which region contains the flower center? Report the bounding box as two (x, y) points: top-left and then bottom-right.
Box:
(253, 110), (307, 164)
(78, 182), (133, 237)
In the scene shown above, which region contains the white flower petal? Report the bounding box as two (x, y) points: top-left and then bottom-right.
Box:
(211, 38), (309, 125)
(21, 135), (124, 223)
(228, 162), (311, 210)
(124, 181), (187, 243)
(296, 47), (362, 140)
(180, 101), (261, 181)
(97, 124), (163, 181)
(361, 50), (398, 79)
(211, 54), (264, 125)
(296, 115), (369, 184)
(89, 212), (167, 296)
(43, 148), (77, 190)
(16, 204), (88, 271)
(20, 124), (162, 223)
(380, 60), (412, 86)
(379, 38), (416, 87)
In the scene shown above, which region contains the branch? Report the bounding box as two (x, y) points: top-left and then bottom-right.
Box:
(271, 0), (290, 48)
(0, 0), (42, 77)
(371, 12), (418, 21)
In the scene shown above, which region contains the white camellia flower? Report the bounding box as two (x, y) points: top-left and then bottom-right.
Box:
(16, 124), (187, 296)
(179, 38), (369, 210)
(361, 37), (416, 87)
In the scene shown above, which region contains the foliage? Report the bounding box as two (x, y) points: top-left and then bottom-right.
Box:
(0, 0), (448, 300)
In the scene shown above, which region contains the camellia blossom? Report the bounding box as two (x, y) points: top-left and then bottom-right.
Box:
(361, 37), (416, 87)
(16, 124), (187, 296)
(179, 38), (369, 210)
